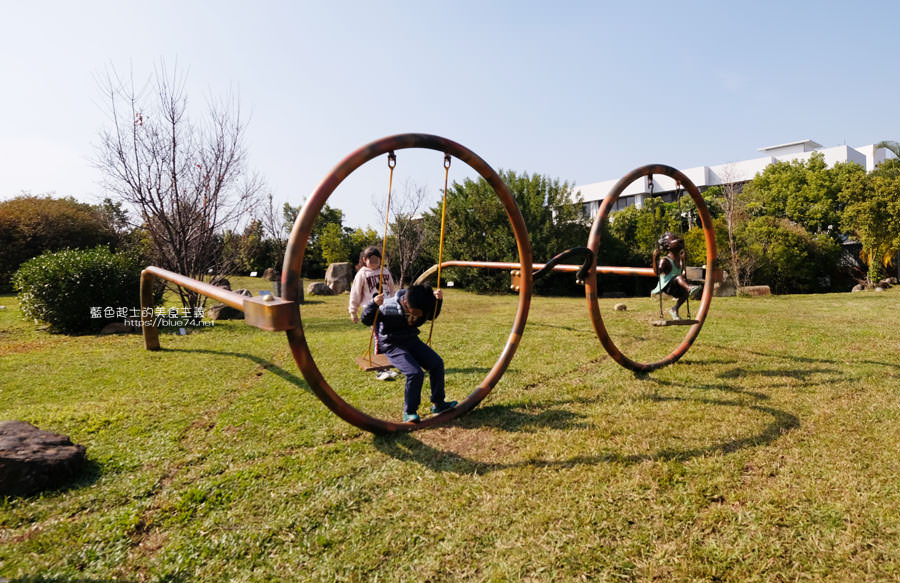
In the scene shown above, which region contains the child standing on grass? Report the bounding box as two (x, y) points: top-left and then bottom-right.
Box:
(360, 284), (456, 423)
(651, 232), (702, 320)
(348, 246), (396, 324)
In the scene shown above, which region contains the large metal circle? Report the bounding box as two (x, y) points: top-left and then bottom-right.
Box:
(281, 134), (534, 434)
(585, 164), (716, 373)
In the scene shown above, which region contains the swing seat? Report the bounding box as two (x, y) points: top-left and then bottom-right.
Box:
(355, 353), (393, 371)
(651, 319), (699, 327)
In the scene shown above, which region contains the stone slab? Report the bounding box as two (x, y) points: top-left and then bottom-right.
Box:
(0, 420), (86, 496)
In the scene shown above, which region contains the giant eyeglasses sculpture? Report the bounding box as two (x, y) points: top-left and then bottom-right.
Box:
(140, 133), (717, 434)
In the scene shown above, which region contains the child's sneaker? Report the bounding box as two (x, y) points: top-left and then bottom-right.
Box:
(376, 370), (394, 381)
(668, 308), (680, 320)
(403, 412), (420, 423)
(430, 401), (458, 415)
(689, 285), (702, 300)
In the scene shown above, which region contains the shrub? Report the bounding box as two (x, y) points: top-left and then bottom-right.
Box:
(0, 195), (116, 290)
(741, 217), (841, 294)
(13, 247), (143, 334)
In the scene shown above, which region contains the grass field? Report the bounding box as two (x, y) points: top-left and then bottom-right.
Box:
(2, 277), (900, 582)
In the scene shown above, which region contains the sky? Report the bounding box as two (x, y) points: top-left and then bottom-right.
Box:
(2, 0), (898, 231)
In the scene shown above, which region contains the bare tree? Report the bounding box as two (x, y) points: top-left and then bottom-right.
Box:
(374, 179), (429, 286)
(95, 63), (262, 308)
(719, 164), (754, 292)
(260, 193), (292, 271)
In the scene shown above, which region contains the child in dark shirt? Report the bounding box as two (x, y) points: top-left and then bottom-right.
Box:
(361, 284), (456, 423)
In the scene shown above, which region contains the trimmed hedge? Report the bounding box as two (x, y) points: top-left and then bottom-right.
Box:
(13, 247), (143, 334)
(0, 195), (116, 291)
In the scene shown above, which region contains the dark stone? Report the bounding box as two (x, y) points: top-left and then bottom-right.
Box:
(210, 276), (231, 290)
(233, 288), (253, 297)
(307, 282), (335, 296)
(0, 420), (86, 496)
(206, 304), (245, 320)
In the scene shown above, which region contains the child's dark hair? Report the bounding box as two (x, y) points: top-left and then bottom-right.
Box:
(357, 246), (382, 269)
(405, 285), (436, 318)
(657, 232), (683, 252)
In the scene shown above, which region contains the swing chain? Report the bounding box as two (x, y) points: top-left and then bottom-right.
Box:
(648, 174), (654, 197)
(427, 153), (452, 345)
(364, 151), (397, 363)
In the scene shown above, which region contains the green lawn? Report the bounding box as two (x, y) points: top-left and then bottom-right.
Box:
(2, 279), (900, 582)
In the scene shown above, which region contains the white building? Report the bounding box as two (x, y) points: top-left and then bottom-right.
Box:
(576, 139), (897, 216)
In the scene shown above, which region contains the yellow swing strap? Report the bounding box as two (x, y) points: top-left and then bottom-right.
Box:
(426, 153), (451, 345)
(363, 151), (396, 363)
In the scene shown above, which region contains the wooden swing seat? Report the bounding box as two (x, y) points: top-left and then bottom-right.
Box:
(355, 353), (393, 371)
(651, 319), (699, 327)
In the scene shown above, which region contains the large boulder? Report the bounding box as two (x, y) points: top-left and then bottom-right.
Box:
(207, 289), (252, 320)
(740, 285), (771, 296)
(210, 275), (231, 290)
(0, 421), (86, 496)
(325, 262), (354, 294)
(307, 282), (335, 296)
(206, 304), (244, 320)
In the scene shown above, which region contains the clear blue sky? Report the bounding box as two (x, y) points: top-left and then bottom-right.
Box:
(2, 0), (897, 230)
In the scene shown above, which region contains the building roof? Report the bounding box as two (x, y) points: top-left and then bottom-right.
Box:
(758, 139), (822, 152)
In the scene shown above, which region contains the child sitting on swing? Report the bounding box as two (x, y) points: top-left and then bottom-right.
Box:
(360, 284), (456, 423)
(651, 232), (702, 320)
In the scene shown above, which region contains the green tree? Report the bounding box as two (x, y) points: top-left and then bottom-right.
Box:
(741, 217), (841, 294)
(743, 152), (861, 235)
(840, 159), (900, 283)
(421, 170), (588, 294)
(876, 140), (900, 159)
(238, 219), (270, 273)
(347, 227), (381, 268)
(319, 222), (351, 266)
(0, 195), (117, 290)
(302, 204), (348, 277)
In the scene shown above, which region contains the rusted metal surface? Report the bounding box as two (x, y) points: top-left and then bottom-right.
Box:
(140, 270), (160, 351)
(415, 260), (657, 279)
(280, 133), (534, 435)
(243, 295), (300, 332)
(136, 137), (716, 434)
(413, 260), (657, 293)
(584, 164), (717, 373)
(139, 266), (298, 351)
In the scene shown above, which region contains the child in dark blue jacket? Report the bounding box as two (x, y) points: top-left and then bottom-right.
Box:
(361, 285), (456, 423)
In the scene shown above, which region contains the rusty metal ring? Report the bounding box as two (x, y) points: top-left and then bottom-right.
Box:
(281, 133), (534, 434)
(584, 164), (717, 373)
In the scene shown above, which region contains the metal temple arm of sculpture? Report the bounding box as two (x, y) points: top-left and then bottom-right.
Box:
(139, 266), (299, 351)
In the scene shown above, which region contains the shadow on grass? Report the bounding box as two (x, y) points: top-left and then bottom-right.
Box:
(8, 458), (103, 500)
(707, 343), (900, 372)
(163, 347), (312, 394)
(642, 375), (772, 401)
(373, 395), (799, 475)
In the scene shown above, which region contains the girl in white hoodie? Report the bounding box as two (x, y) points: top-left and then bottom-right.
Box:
(348, 246), (396, 323)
